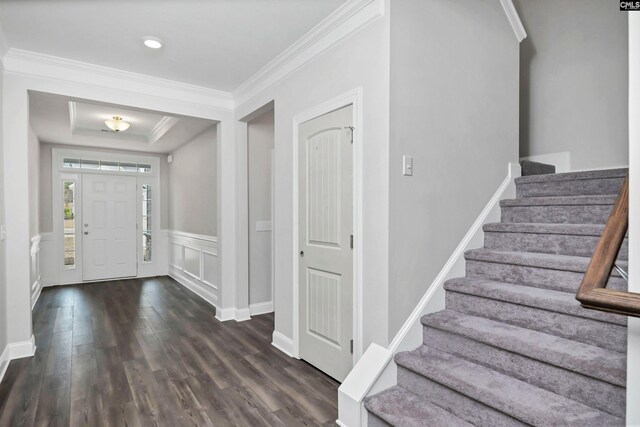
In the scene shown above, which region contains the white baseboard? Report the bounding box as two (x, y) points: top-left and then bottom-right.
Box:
(0, 345), (10, 384)
(337, 162), (522, 427)
(169, 266), (218, 309)
(8, 335), (36, 360)
(235, 308), (251, 322)
(272, 331), (294, 357)
(250, 301), (274, 316)
(215, 307), (235, 322)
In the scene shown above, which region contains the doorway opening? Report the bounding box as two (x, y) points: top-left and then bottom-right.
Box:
(247, 108), (276, 317)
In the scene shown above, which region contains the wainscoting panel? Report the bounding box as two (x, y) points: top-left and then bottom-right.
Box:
(30, 235), (42, 309)
(167, 230), (218, 308)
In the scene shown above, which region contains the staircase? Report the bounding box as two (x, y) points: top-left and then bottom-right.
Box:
(365, 168), (629, 426)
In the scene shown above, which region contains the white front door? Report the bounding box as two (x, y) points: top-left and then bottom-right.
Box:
(299, 105), (353, 382)
(82, 174), (138, 281)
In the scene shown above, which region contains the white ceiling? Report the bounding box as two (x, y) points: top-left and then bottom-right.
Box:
(29, 91), (216, 153)
(0, 0), (347, 91)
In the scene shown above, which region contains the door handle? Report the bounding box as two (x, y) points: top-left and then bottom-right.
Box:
(299, 251), (304, 257)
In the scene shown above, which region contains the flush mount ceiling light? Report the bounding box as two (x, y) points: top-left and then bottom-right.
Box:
(105, 116), (130, 132)
(143, 36), (163, 49)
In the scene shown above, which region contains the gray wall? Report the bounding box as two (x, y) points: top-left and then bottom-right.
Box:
(28, 126), (39, 239)
(248, 110), (274, 306)
(388, 0), (519, 340)
(515, 0), (629, 170)
(39, 143), (170, 233)
(169, 125), (217, 236)
(0, 67), (7, 356)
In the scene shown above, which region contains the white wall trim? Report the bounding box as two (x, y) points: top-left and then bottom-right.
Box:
(272, 331), (295, 358)
(234, 0), (384, 106)
(337, 162), (521, 426)
(499, 0), (527, 42)
(8, 335), (36, 360)
(169, 265), (218, 308)
(169, 230), (218, 246)
(168, 229), (219, 309)
(235, 308), (251, 322)
(30, 235), (43, 310)
(291, 88), (364, 364)
(215, 307), (235, 322)
(2, 48), (234, 110)
(250, 301), (274, 316)
(0, 345), (10, 385)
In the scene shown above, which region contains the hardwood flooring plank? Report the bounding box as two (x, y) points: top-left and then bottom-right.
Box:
(0, 277), (339, 426)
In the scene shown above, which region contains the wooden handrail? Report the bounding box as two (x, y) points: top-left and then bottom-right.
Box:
(576, 175), (640, 317)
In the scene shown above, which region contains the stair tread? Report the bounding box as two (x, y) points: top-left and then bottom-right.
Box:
(396, 345), (624, 426)
(419, 310), (626, 386)
(465, 248), (627, 275)
(365, 386), (473, 427)
(444, 277), (626, 325)
(484, 222), (607, 236)
(514, 168), (628, 184)
(500, 194), (617, 207)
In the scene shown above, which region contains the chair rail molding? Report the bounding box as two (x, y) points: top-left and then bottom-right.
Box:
(233, 0), (384, 107)
(337, 162), (521, 426)
(499, 0), (527, 43)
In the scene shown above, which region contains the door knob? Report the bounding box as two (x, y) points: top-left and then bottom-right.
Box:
(299, 251), (304, 257)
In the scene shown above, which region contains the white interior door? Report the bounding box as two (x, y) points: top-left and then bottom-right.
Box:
(82, 174), (137, 281)
(299, 105), (353, 382)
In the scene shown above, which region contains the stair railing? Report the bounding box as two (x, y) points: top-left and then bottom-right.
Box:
(576, 175), (640, 316)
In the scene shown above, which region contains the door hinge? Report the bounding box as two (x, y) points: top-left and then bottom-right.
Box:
(350, 339), (354, 354)
(344, 126), (354, 144)
(350, 234), (353, 249)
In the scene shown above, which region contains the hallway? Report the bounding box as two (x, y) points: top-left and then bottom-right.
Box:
(0, 277), (339, 426)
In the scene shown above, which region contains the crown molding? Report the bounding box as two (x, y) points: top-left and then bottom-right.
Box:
(149, 116), (179, 145)
(500, 0), (527, 43)
(233, 0), (384, 108)
(2, 48), (235, 110)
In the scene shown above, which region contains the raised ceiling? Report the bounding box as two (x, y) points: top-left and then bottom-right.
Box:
(0, 0), (347, 91)
(29, 91), (216, 153)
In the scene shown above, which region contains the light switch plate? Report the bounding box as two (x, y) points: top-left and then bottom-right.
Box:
(403, 155), (413, 176)
(256, 221), (272, 232)
(0, 225), (5, 241)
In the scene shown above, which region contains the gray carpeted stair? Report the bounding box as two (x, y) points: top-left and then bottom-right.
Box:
(365, 168), (628, 426)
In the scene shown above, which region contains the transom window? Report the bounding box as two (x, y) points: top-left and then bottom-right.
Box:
(63, 158), (152, 174)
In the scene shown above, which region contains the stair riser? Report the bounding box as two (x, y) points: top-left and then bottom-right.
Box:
(367, 414), (391, 427)
(516, 177), (625, 198)
(397, 366), (528, 427)
(465, 260), (628, 293)
(446, 292), (627, 353)
(422, 328), (626, 418)
(484, 231), (628, 261)
(501, 204), (613, 224)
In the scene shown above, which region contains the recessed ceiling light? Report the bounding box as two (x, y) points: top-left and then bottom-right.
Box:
(143, 37), (162, 49)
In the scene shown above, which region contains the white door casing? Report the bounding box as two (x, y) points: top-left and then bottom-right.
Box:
(82, 174), (138, 281)
(299, 105), (354, 382)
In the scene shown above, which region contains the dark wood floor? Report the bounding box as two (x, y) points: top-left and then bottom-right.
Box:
(0, 276), (339, 426)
